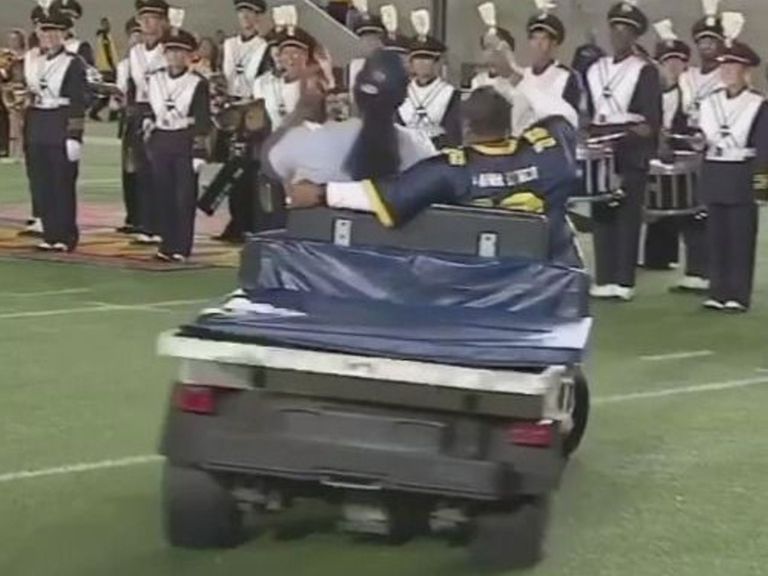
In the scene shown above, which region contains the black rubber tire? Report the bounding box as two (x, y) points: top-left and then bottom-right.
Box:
(468, 497), (550, 571)
(162, 463), (244, 549)
(563, 369), (590, 457)
(385, 497), (430, 545)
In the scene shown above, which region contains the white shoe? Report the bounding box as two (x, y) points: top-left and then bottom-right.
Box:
(133, 233), (161, 245)
(51, 242), (68, 252)
(675, 276), (710, 291)
(36, 241), (53, 251)
(703, 299), (725, 310)
(25, 218), (43, 234)
(724, 301), (748, 313)
(614, 286), (635, 301)
(590, 284), (618, 299)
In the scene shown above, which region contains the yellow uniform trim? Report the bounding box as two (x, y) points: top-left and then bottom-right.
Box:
(471, 139), (518, 156)
(363, 180), (395, 228)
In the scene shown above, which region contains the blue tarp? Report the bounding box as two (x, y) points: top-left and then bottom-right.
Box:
(183, 238), (593, 368)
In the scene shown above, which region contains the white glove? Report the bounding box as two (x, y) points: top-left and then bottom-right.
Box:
(192, 158), (206, 174)
(65, 139), (82, 163)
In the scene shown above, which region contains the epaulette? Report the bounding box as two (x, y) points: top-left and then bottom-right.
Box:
(522, 127), (557, 152)
(442, 147), (467, 166)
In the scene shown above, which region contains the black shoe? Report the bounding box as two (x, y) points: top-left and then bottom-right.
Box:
(212, 233), (245, 244)
(116, 225), (141, 235)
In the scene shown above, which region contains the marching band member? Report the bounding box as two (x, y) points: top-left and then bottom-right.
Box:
(642, 20), (691, 271)
(222, 0), (271, 101)
(698, 14), (768, 313)
(253, 7), (318, 131)
(380, 5), (410, 60)
(347, 0), (386, 96)
(115, 17), (143, 235)
(19, 5), (47, 237)
(287, 87), (582, 266)
(586, 0), (662, 301)
(25, 3), (86, 252)
(471, 2), (577, 135)
(398, 9), (461, 148)
(681, 0), (725, 127)
(217, 0), (272, 243)
(518, 0), (582, 126)
(52, 0), (94, 66)
(127, 0), (169, 245)
(669, 0), (727, 292)
(251, 6), (323, 231)
(146, 9), (212, 263)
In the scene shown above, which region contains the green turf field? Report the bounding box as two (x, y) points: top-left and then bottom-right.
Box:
(0, 125), (767, 575)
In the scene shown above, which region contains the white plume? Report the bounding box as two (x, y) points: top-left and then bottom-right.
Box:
(168, 7), (185, 30)
(721, 11), (745, 41)
(352, 0), (369, 16)
(283, 4), (298, 28)
(477, 2), (497, 29)
(534, 0), (557, 14)
(273, 5), (287, 29)
(653, 19), (677, 42)
(701, 0), (720, 17)
(380, 5), (399, 35)
(411, 9), (431, 39)
(37, 0), (53, 10)
(623, 0), (639, 6)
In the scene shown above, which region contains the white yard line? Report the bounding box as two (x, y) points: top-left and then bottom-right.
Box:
(593, 376), (768, 405)
(2, 375), (768, 485)
(639, 350), (714, 362)
(0, 298), (209, 320)
(0, 288), (93, 298)
(0, 455), (162, 484)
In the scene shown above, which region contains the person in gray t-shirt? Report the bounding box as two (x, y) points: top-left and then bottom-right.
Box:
(267, 49), (437, 185)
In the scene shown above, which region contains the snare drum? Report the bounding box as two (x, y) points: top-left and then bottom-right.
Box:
(573, 143), (620, 202)
(646, 151), (702, 216)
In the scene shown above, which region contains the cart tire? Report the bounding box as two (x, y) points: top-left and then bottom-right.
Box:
(563, 370), (590, 457)
(468, 497), (550, 571)
(163, 463), (244, 549)
(386, 498), (430, 545)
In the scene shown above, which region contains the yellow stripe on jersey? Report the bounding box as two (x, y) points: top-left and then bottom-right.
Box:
(364, 179), (396, 228)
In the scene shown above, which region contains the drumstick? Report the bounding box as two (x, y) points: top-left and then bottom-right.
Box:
(586, 132), (626, 145)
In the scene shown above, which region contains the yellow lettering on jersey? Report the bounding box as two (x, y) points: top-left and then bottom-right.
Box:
(499, 191), (545, 214)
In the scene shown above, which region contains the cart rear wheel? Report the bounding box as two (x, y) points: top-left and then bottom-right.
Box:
(163, 463), (244, 549)
(468, 497), (550, 570)
(563, 370), (590, 457)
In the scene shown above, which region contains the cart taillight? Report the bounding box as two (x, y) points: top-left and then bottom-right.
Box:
(506, 420), (555, 448)
(175, 385), (218, 415)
